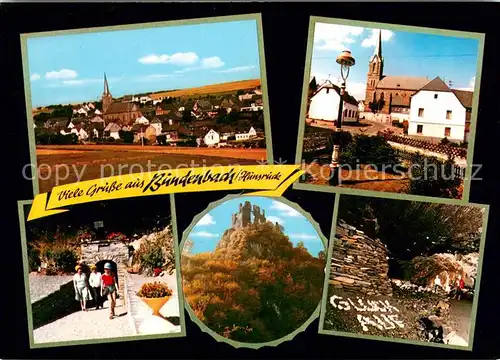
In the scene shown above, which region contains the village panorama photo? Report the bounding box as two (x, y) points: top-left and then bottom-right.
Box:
(18, 196), (185, 348)
(297, 17), (484, 201)
(21, 14), (271, 194)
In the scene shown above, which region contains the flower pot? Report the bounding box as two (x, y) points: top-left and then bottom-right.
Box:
(139, 296), (171, 316)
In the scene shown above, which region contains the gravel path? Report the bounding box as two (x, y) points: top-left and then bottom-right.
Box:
(33, 294), (134, 344)
(447, 299), (473, 343)
(29, 274), (73, 303)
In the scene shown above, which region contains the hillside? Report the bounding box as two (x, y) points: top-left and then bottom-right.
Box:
(182, 221), (325, 343)
(150, 79), (261, 100)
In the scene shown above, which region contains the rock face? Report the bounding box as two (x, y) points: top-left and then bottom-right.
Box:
(216, 221), (292, 260)
(231, 201), (267, 229)
(409, 252), (478, 291)
(330, 220), (392, 297)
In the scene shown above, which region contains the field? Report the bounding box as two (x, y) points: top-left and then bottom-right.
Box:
(149, 79), (261, 100)
(35, 145), (267, 193)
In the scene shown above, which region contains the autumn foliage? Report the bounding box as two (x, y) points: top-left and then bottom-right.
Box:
(182, 222), (325, 343)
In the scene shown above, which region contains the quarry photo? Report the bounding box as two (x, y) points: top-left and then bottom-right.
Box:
(320, 194), (488, 349)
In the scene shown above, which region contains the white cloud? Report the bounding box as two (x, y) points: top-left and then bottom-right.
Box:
(346, 81), (367, 101)
(197, 214), (215, 226)
(361, 29), (394, 48)
(270, 201), (301, 217)
(314, 23), (364, 51)
(30, 73), (41, 81)
(216, 65), (257, 73)
(456, 77), (476, 91)
(138, 52), (199, 66)
(201, 56), (225, 69)
(266, 216), (285, 225)
(289, 233), (318, 241)
(190, 231), (219, 238)
(45, 69), (78, 80)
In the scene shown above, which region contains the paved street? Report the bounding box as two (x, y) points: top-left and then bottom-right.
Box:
(32, 272), (182, 345)
(33, 296), (134, 344)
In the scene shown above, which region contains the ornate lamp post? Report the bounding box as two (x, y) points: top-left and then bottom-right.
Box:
(329, 50), (355, 186)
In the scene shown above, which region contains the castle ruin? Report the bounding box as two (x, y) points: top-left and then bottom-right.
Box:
(231, 201), (267, 229)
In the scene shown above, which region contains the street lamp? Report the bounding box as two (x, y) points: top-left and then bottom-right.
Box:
(329, 50), (355, 186)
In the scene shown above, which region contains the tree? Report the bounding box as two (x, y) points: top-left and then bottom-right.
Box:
(407, 153), (461, 198)
(337, 196), (483, 262)
(181, 222), (324, 343)
(183, 239), (194, 256)
(339, 134), (399, 171)
(182, 109), (194, 123)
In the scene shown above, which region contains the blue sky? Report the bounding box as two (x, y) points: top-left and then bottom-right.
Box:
(26, 20), (261, 107)
(186, 196), (325, 257)
(311, 22), (481, 101)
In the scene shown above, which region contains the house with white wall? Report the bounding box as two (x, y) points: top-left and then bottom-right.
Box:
(204, 129), (220, 146)
(104, 122), (121, 140)
(71, 127), (89, 141)
(358, 100), (365, 113)
(235, 126), (257, 141)
(308, 80), (359, 124)
(408, 77), (469, 142)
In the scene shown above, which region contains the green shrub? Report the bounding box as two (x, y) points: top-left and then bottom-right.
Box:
(134, 229), (175, 275)
(407, 153), (461, 198)
(140, 247), (165, 271)
(119, 130), (134, 144)
(28, 243), (41, 272)
(440, 137), (451, 146)
(340, 134), (399, 171)
(53, 248), (78, 273)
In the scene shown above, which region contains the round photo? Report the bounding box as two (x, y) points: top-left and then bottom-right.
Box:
(180, 196), (327, 347)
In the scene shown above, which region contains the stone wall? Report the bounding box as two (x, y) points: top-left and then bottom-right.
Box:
(329, 220), (392, 297)
(80, 240), (130, 304)
(31, 280), (80, 329)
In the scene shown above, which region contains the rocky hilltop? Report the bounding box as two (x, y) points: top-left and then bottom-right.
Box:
(216, 221), (295, 261)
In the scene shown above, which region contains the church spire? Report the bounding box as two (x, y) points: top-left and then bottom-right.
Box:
(103, 73), (111, 96)
(374, 29), (382, 60)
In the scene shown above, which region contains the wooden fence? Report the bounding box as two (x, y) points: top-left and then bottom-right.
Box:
(394, 149), (466, 179)
(379, 132), (467, 159)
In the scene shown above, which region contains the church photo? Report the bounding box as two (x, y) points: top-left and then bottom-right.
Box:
(298, 17), (484, 200)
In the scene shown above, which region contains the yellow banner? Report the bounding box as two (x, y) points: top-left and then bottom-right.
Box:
(28, 165), (304, 221)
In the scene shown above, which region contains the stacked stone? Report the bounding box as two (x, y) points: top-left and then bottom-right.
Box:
(80, 240), (130, 304)
(329, 220), (392, 297)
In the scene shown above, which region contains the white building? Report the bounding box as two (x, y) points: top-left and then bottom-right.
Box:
(408, 77), (470, 142)
(104, 122), (121, 140)
(71, 127), (89, 141)
(308, 81), (359, 123)
(204, 129), (220, 146)
(238, 93), (254, 101)
(358, 100), (365, 113)
(235, 127), (257, 141)
(135, 115), (149, 125)
(139, 96), (152, 104)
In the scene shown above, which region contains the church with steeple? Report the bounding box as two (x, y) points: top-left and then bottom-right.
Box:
(101, 73), (142, 126)
(364, 30), (431, 116)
